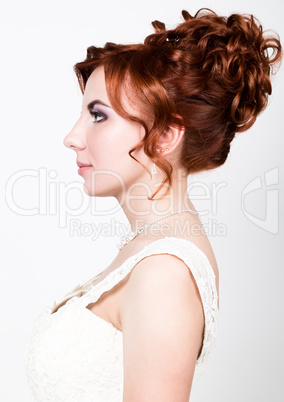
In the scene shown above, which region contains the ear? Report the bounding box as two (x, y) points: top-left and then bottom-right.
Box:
(156, 123), (185, 156)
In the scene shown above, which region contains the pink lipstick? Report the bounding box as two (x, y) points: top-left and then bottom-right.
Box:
(77, 161), (93, 175)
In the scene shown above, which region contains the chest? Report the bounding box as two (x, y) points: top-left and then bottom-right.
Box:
(87, 273), (129, 331)
(85, 243), (147, 330)
(25, 301), (124, 401)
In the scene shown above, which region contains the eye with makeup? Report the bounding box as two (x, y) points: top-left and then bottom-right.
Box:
(89, 109), (107, 123)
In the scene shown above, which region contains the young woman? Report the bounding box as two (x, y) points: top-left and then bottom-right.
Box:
(25, 8), (281, 401)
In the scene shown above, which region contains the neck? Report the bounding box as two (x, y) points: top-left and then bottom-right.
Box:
(117, 168), (197, 233)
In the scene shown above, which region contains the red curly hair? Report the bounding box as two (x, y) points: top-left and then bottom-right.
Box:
(74, 8), (282, 200)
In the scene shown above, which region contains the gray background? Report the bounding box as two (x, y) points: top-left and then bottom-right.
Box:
(1, 0), (283, 400)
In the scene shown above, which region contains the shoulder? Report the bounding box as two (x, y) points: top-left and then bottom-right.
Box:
(126, 252), (201, 295)
(121, 253), (204, 330)
(120, 253), (204, 400)
(125, 251), (204, 299)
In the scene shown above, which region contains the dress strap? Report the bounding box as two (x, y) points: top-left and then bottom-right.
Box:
(78, 236), (219, 373)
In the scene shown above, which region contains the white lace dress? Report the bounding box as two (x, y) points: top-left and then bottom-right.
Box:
(25, 237), (219, 401)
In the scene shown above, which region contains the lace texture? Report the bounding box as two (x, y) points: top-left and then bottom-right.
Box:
(25, 237), (219, 401)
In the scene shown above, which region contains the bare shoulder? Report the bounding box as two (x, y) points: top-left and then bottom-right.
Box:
(123, 253), (203, 303)
(120, 254), (204, 401)
(121, 253), (204, 332)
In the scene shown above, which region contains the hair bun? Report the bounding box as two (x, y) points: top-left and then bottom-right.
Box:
(146, 9), (282, 132)
(223, 12), (281, 130)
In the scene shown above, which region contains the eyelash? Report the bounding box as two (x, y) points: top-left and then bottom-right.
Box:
(90, 111), (107, 123)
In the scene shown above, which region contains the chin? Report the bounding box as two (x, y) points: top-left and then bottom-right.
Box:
(83, 184), (107, 197)
(82, 181), (122, 199)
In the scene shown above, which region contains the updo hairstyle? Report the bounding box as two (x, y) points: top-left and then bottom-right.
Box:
(74, 8), (282, 200)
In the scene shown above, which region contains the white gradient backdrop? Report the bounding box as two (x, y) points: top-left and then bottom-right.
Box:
(1, 0), (283, 401)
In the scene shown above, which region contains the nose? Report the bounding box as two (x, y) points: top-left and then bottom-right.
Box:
(63, 119), (86, 151)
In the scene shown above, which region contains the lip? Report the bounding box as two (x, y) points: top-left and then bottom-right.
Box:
(77, 161), (92, 168)
(77, 161), (93, 175)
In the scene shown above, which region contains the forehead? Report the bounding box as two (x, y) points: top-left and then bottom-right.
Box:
(83, 65), (109, 106)
(83, 64), (140, 117)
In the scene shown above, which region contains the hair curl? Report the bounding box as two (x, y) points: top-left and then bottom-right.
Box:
(74, 8), (282, 200)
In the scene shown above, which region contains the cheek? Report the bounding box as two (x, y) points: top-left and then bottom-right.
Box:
(87, 122), (145, 170)
(85, 127), (113, 161)
(87, 135), (128, 170)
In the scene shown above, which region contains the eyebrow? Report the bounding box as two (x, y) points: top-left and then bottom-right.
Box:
(87, 99), (111, 111)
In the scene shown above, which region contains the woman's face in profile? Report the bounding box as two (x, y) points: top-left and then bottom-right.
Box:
(64, 65), (149, 199)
